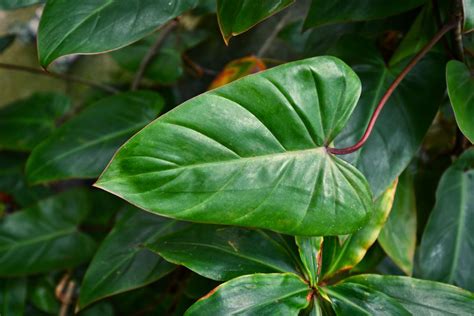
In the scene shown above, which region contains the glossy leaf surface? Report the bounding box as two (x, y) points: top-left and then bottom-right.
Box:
(378, 171), (417, 275)
(345, 274), (474, 315)
(446, 60), (474, 143)
(295, 236), (322, 286)
(304, 0), (425, 28)
(149, 224), (302, 281)
(78, 207), (178, 309)
(325, 282), (410, 315)
(96, 56), (373, 236)
(217, 0), (294, 44)
(185, 273), (310, 315)
(0, 278), (26, 316)
(332, 29), (445, 197)
(26, 91), (164, 184)
(418, 149), (474, 291)
(0, 93), (71, 152)
(0, 189), (96, 276)
(324, 180), (397, 278)
(37, 0), (198, 66)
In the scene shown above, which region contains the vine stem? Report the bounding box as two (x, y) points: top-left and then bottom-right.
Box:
(327, 20), (457, 155)
(256, 11), (291, 58)
(0, 62), (119, 93)
(131, 20), (177, 90)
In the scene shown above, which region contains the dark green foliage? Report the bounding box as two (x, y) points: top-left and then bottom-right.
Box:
(0, 1), (472, 315)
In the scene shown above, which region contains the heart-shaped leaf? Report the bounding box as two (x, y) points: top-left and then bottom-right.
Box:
(217, 0), (294, 44)
(96, 56), (373, 236)
(185, 273), (310, 315)
(0, 189), (96, 276)
(26, 91), (164, 184)
(37, 0), (199, 67)
(418, 148), (474, 291)
(148, 224), (302, 281)
(378, 171), (417, 275)
(446, 60), (474, 143)
(78, 207), (179, 310)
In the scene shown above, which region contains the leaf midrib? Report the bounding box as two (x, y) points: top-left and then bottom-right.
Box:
(85, 220), (177, 295)
(325, 288), (373, 314)
(231, 284), (309, 313)
(29, 122), (146, 180)
(100, 147), (328, 183)
(0, 227), (76, 252)
(156, 241), (295, 275)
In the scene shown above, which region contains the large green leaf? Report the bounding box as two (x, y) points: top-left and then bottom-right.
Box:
(344, 274), (474, 315)
(96, 56), (374, 236)
(378, 171), (417, 275)
(295, 236), (323, 287)
(26, 91), (164, 184)
(0, 93), (71, 152)
(78, 207), (178, 310)
(323, 180), (397, 279)
(185, 273), (310, 315)
(148, 224), (302, 281)
(304, 0), (426, 29)
(332, 9), (446, 197)
(446, 60), (474, 143)
(324, 282), (411, 315)
(0, 278), (26, 316)
(418, 149), (474, 291)
(217, 0), (294, 44)
(0, 0), (42, 10)
(0, 189), (96, 276)
(37, 0), (199, 67)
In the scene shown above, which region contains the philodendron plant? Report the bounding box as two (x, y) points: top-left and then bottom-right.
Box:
(0, 0), (473, 315)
